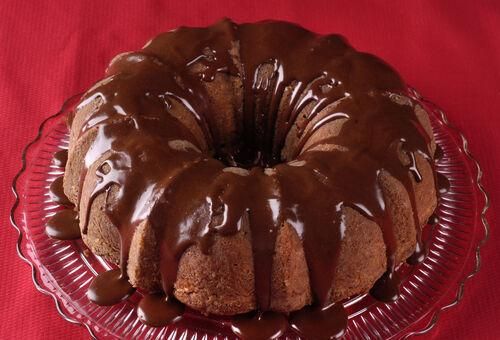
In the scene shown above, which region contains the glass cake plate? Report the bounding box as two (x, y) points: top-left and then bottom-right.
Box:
(11, 88), (489, 339)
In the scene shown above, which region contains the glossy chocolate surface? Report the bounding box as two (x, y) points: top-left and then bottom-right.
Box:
(87, 268), (135, 306)
(49, 176), (72, 206)
(137, 294), (184, 327)
(290, 303), (347, 340)
(52, 149), (68, 167)
(232, 311), (288, 340)
(437, 172), (451, 195)
(45, 209), (80, 240)
(66, 19), (437, 338)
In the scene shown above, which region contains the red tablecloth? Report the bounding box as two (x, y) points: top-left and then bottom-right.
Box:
(1, 1), (498, 339)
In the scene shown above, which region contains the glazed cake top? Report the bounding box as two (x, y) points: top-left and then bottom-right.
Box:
(75, 19), (434, 319)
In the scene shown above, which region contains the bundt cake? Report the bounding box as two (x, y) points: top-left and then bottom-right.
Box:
(56, 18), (438, 338)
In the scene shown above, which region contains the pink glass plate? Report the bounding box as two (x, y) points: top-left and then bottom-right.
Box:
(11, 88), (489, 339)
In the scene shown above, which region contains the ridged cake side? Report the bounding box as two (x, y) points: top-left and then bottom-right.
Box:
(64, 19), (437, 315)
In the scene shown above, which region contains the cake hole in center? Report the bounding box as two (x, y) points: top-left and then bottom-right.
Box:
(215, 142), (284, 169)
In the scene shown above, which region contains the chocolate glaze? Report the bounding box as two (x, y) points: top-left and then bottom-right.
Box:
(407, 241), (427, 265)
(53, 149), (68, 167)
(49, 176), (72, 206)
(231, 311), (288, 340)
(437, 172), (450, 195)
(290, 303), (347, 340)
(434, 144), (444, 161)
(45, 209), (80, 240)
(370, 270), (401, 302)
(428, 213), (440, 225)
(87, 268), (135, 306)
(71, 19), (437, 337)
(137, 294), (184, 327)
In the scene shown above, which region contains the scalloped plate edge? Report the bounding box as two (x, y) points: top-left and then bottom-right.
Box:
(10, 90), (489, 340)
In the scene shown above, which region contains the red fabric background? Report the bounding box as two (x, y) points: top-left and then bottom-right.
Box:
(1, 1), (498, 338)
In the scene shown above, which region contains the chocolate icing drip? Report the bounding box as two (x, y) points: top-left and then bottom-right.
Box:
(437, 172), (450, 194)
(49, 176), (72, 206)
(290, 303), (347, 340)
(53, 149), (68, 167)
(407, 241), (427, 265)
(408, 151), (423, 182)
(72, 19), (437, 337)
(231, 311), (288, 340)
(87, 268), (135, 306)
(45, 209), (80, 240)
(428, 213), (439, 225)
(434, 144), (444, 161)
(46, 151), (79, 240)
(370, 270), (401, 302)
(137, 294), (184, 327)
(401, 150), (427, 268)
